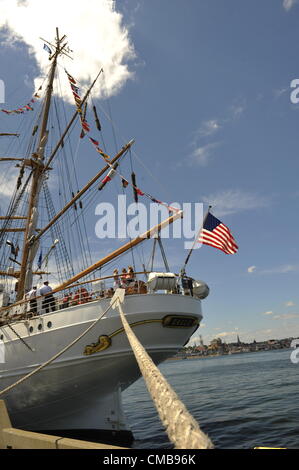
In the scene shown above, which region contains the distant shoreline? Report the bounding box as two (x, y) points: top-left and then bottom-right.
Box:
(166, 347), (293, 361)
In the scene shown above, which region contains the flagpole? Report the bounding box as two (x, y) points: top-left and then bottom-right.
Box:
(180, 205), (212, 275)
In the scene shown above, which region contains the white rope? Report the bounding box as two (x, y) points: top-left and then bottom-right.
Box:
(0, 299), (116, 397)
(114, 290), (213, 449)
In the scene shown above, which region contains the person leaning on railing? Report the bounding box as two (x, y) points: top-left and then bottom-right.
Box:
(120, 268), (128, 287)
(72, 287), (91, 305)
(113, 269), (121, 289)
(126, 266), (135, 285)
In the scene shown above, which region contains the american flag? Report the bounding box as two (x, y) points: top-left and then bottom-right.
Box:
(198, 212), (238, 254)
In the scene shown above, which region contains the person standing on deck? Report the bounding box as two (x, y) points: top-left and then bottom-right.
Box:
(120, 268), (128, 288)
(126, 266), (135, 285)
(27, 286), (37, 315)
(39, 281), (56, 313)
(113, 269), (121, 289)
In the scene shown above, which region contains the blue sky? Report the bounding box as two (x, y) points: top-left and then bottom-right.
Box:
(1, 0), (299, 344)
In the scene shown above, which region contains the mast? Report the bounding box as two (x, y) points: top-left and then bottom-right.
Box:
(16, 29), (65, 300)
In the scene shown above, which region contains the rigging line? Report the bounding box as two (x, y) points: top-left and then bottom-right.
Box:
(91, 99), (172, 200)
(0, 299), (118, 398)
(129, 147), (146, 270)
(68, 147), (130, 229)
(69, 186), (99, 228)
(56, 68), (82, 171)
(90, 96), (108, 153)
(102, 72), (118, 154)
(0, 171), (33, 269)
(0, 69), (50, 159)
(51, 128), (88, 272)
(68, 146), (130, 227)
(120, 168), (136, 272)
(52, 74), (79, 265)
(44, 67), (104, 172)
(0, 168), (32, 235)
(0, 62), (51, 104)
(53, 73), (94, 271)
(42, 184), (74, 284)
(0, 107), (39, 188)
(2, 178), (29, 255)
(52, 94), (81, 187)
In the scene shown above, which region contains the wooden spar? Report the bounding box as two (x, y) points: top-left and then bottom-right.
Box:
(34, 139), (135, 243)
(0, 228), (25, 233)
(0, 216), (27, 220)
(43, 69), (103, 172)
(52, 210), (183, 293)
(0, 270), (49, 278)
(0, 158), (24, 162)
(0, 133), (20, 137)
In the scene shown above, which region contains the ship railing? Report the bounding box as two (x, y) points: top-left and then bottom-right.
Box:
(0, 271), (192, 324)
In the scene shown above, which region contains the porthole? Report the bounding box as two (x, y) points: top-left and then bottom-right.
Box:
(38, 324), (43, 331)
(0, 334), (3, 341)
(29, 326), (33, 333)
(47, 322), (52, 329)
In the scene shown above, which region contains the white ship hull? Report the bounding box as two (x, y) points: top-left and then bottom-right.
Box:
(0, 293), (202, 444)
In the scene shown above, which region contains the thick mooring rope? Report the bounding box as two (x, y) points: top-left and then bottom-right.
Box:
(114, 291), (214, 449)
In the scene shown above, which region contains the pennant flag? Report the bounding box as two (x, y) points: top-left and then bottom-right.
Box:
(99, 168), (117, 190)
(150, 197), (162, 204)
(65, 69), (93, 138)
(1, 88), (41, 115)
(122, 178), (129, 188)
(37, 250), (43, 269)
(65, 70), (76, 84)
(89, 137), (99, 147)
(96, 147), (110, 160)
(43, 43), (52, 54)
(71, 84), (80, 94)
(136, 188), (145, 196)
(82, 120), (90, 132)
(102, 175), (112, 185)
(93, 105), (102, 131)
(198, 212), (238, 255)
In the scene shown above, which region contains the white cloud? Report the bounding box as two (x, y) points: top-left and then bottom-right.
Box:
(263, 311), (274, 315)
(283, 0), (298, 11)
(189, 142), (220, 167)
(188, 99), (246, 167)
(0, 0), (135, 101)
(286, 300), (295, 307)
(247, 266), (256, 273)
(202, 189), (269, 217)
(230, 99), (246, 119)
(217, 331), (239, 338)
(261, 264), (299, 275)
(197, 119), (221, 137)
(273, 313), (299, 320)
(0, 167), (19, 207)
(273, 87), (288, 98)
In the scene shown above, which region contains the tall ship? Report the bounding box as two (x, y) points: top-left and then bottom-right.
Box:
(0, 30), (209, 445)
